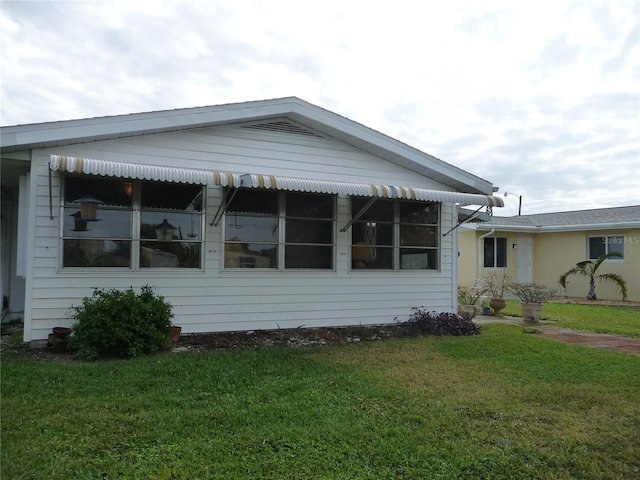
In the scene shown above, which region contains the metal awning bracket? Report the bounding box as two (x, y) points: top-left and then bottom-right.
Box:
(442, 205), (483, 237)
(340, 197), (378, 232)
(210, 187), (240, 227)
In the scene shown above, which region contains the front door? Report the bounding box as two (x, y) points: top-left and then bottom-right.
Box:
(517, 237), (532, 283)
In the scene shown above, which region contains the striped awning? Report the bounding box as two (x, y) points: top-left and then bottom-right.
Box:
(50, 155), (503, 207)
(236, 173), (504, 207)
(50, 155), (216, 185)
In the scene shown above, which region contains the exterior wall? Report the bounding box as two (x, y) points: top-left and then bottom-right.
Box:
(535, 230), (640, 301)
(457, 230), (520, 285)
(24, 124), (460, 341)
(457, 229), (478, 285)
(458, 227), (640, 301)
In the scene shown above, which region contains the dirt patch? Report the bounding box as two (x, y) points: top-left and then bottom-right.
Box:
(535, 326), (640, 356)
(551, 298), (640, 307)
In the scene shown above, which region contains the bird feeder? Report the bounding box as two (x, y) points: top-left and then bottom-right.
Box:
(155, 219), (177, 242)
(73, 196), (103, 220)
(70, 211), (88, 231)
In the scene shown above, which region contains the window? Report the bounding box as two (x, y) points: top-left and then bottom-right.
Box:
(62, 176), (204, 268)
(483, 237), (507, 268)
(588, 236), (624, 260)
(350, 198), (439, 270)
(224, 189), (335, 269)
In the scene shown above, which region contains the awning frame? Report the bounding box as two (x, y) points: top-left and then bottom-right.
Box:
(49, 155), (503, 224)
(340, 197), (378, 232)
(210, 188), (240, 227)
(442, 205), (485, 237)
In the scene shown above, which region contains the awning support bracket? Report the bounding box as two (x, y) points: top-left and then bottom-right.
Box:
(210, 187), (240, 227)
(442, 205), (484, 237)
(340, 197), (378, 232)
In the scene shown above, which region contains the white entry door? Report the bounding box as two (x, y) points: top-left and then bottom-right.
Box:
(517, 237), (532, 283)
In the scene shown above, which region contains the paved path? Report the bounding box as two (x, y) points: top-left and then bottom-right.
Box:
(474, 315), (640, 356)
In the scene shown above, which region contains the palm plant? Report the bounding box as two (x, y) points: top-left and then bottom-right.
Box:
(559, 252), (628, 301)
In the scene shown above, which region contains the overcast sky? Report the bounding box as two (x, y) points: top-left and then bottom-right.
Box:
(1, 0), (639, 216)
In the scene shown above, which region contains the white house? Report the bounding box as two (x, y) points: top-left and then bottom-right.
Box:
(0, 97), (503, 345)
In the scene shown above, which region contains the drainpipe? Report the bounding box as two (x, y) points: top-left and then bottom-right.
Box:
(477, 228), (495, 279)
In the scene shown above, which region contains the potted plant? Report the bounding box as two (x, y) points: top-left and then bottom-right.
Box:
(170, 325), (182, 342)
(510, 282), (556, 322)
(484, 270), (513, 317)
(457, 278), (487, 320)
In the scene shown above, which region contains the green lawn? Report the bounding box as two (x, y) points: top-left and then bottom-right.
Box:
(501, 300), (640, 338)
(2, 321), (639, 479)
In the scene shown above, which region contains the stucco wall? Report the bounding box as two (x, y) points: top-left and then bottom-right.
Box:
(457, 230), (520, 285)
(458, 227), (640, 301)
(457, 229), (478, 286)
(535, 230), (640, 301)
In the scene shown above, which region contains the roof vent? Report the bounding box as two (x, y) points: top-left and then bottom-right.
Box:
(242, 121), (323, 137)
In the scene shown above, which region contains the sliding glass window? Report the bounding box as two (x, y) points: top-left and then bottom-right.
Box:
(61, 175), (204, 268)
(351, 198), (439, 270)
(224, 189), (335, 269)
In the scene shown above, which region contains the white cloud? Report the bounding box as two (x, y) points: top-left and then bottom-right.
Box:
(1, 0), (638, 216)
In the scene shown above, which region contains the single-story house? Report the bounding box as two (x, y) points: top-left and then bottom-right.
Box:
(458, 206), (640, 301)
(1, 97), (504, 345)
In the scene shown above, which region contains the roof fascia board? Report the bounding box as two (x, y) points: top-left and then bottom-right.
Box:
(465, 222), (640, 233)
(1, 98), (302, 151)
(286, 102), (494, 195)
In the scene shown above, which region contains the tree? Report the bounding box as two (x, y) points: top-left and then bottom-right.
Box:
(559, 252), (628, 301)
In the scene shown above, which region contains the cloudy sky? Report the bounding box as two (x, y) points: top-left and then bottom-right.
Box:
(1, 0), (638, 216)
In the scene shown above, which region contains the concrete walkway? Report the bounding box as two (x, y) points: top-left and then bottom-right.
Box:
(474, 315), (640, 356)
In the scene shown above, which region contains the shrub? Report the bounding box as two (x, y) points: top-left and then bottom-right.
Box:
(458, 278), (487, 305)
(68, 285), (173, 360)
(510, 282), (556, 303)
(484, 270), (513, 298)
(402, 308), (481, 336)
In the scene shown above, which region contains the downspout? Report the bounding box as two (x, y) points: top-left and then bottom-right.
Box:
(477, 228), (495, 279)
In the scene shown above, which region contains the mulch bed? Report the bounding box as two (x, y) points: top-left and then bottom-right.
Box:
(1, 324), (407, 362)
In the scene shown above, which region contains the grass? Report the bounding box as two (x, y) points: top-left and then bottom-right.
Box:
(2, 321), (639, 479)
(501, 300), (640, 338)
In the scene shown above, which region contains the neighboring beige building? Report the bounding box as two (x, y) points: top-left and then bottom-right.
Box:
(458, 206), (640, 302)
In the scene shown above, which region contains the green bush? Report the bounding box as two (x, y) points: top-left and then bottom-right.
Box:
(68, 285), (173, 360)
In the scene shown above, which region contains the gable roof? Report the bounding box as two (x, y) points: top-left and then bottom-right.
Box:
(1, 97), (494, 195)
(464, 205), (640, 232)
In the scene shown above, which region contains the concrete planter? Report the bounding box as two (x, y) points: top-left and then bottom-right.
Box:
(521, 302), (544, 323)
(457, 304), (477, 320)
(489, 297), (507, 317)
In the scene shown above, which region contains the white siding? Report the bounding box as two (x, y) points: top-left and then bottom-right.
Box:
(26, 124), (458, 341)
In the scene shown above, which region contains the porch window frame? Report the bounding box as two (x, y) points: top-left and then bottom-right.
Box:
(349, 198), (441, 271)
(59, 174), (206, 270)
(223, 188), (337, 270)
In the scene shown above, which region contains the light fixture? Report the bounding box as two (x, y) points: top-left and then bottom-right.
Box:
(72, 196), (103, 220)
(123, 182), (133, 198)
(504, 191), (523, 216)
(155, 219), (177, 242)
